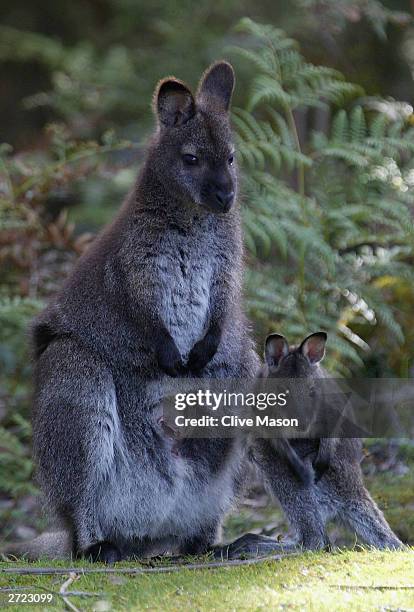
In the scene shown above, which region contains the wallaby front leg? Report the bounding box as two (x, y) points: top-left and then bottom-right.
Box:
(252, 440), (329, 550)
(271, 438), (315, 486)
(187, 270), (230, 374)
(313, 439), (337, 483)
(156, 328), (186, 377)
(125, 268), (186, 377)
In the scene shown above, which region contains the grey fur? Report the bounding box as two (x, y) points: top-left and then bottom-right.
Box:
(2, 531), (71, 561)
(28, 61), (259, 562)
(261, 332), (334, 485)
(252, 332), (404, 550)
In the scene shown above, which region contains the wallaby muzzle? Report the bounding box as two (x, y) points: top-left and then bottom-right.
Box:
(201, 186), (235, 214)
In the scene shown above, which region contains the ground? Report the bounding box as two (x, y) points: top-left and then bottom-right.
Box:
(1, 442), (413, 611)
(1, 550), (414, 611)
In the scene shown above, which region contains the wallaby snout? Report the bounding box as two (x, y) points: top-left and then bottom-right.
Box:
(202, 184), (235, 213)
(213, 188), (235, 212)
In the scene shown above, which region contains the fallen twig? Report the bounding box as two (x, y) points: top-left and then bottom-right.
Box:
(331, 584), (414, 590)
(0, 587), (42, 593)
(1, 551), (300, 576)
(59, 573), (80, 612)
(0, 585), (57, 595)
(62, 591), (104, 597)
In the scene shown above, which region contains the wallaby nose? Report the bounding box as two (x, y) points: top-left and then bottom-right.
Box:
(215, 189), (234, 210)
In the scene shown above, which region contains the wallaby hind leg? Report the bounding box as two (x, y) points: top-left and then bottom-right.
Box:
(33, 338), (125, 559)
(252, 440), (329, 550)
(281, 496), (330, 551)
(340, 490), (403, 549)
(323, 467), (403, 549)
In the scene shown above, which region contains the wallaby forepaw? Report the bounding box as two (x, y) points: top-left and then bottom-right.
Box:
(84, 541), (122, 564)
(157, 338), (186, 377)
(188, 331), (220, 374)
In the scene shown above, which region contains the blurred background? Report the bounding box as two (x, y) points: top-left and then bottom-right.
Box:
(1, 0), (413, 548)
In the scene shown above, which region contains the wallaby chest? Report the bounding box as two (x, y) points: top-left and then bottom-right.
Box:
(155, 226), (216, 358)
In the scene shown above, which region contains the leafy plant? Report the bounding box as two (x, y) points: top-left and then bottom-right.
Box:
(1, 11), (414, 540)
(0, 125), (137, 536)
(230, 18), (414, 372)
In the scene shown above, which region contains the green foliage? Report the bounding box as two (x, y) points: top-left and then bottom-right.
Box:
(298, 0), (412, 40)
(1, 5), (414, 540)
(0, 126), (137, 536)
(0, 296), (42, 532)
(230, 18), (414, 373)
(0, 0), (245, 141)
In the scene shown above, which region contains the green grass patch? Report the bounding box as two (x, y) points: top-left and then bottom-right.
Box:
(1, 550), (414, 611)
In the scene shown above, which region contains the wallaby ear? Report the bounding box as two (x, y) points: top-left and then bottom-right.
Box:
(264, 334), (289, 367)
(154, 78), (195, 127)
(197, 61), (235, 113)
(299, 332), (327, 365)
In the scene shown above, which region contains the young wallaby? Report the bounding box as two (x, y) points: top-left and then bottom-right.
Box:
(260, 332), (336, 485)
(252, 332), (403, 550)
(23, 61), (260, 562)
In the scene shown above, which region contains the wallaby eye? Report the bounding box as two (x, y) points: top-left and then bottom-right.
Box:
(228, 154), (234, 166)
(182, 154), (199, 166)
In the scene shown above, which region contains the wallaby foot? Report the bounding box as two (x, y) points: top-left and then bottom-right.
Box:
(214, 533), (296, 560)
(300, 533), (331, 551)
(84, 541), (122, 564)
(280, 508), (330, 551)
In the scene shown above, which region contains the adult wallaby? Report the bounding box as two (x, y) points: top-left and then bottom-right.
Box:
(251, 332), (403, 550)
(24, 61), (260, 562)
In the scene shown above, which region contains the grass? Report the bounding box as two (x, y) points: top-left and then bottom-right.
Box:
(2, 443), (413, 610)
(1, 550), (414, 611)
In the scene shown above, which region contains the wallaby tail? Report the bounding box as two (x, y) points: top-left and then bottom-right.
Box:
(1, 531), (72, 561)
